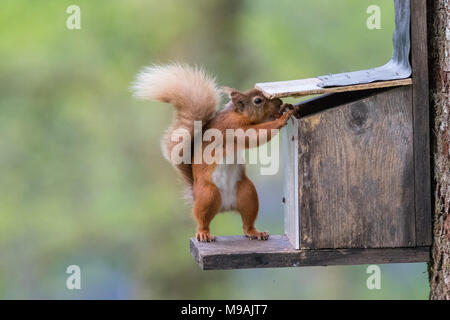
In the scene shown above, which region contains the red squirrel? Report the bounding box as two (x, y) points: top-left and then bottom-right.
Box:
(132, 64), (294, 242)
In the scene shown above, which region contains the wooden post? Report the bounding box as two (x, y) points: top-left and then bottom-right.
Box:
(427, 0), (450, 300)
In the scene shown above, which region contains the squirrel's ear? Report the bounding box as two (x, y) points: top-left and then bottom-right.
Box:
(221, 87), (246, 112)
(229, 90), (246, 113)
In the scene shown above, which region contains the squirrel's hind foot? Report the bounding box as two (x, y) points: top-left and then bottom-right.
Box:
(196, 231), (216, 242)
(245, 230), (269, 241)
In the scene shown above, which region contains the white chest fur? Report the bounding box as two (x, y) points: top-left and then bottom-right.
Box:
(212, 163), (244, 211)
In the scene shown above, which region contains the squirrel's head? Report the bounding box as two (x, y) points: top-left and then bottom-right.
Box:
(223, 87), (283, 122)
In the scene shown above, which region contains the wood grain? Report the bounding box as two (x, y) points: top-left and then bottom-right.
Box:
(190, 235), (430, 270)
(255, 78), (412, 99)
(410, 0), (432, 246)
(297, 86), (415, 249)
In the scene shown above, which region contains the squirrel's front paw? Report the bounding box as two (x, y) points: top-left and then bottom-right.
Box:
(245, 229), (269, 241)
(280, 103), (294, 113)
(196, 231), (216, 242)
(277, 109), (295, 127)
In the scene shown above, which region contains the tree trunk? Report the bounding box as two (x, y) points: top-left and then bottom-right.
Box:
(427, 0), (450, 300)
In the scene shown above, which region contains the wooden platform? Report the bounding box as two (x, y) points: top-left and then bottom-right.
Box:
(255, 78), (412, 99)
(190, 235), (430, 270)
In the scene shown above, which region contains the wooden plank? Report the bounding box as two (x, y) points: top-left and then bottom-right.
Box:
(190, 235), (430, 270)
(293, 88), (391, 118)
(283, 119), (299, 249)
(297, 86), (415, 249)
(255, 78), (412, 99)
(410, 0), (432, 246)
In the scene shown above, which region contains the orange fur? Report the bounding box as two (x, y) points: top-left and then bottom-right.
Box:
(193, 108), (293, 241)
(132, 64), (294, 242)
(132, 63), (220, 194)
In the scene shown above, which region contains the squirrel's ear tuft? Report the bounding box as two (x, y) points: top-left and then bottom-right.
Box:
(221, 87), (246, 112)
(220, 86), (238, 98)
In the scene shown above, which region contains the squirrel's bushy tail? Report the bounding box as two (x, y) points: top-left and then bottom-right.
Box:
(131, 63), (220, 198)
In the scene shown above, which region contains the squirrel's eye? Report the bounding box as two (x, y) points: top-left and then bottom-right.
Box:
(254, 97), (263, 104)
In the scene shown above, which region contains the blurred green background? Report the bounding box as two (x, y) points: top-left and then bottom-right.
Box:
(0, 0), (428, 299)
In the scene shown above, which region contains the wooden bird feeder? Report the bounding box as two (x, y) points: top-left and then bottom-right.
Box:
(191, 0), (431, 270)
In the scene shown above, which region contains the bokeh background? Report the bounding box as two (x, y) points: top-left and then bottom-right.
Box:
(0, 0), (429, 299)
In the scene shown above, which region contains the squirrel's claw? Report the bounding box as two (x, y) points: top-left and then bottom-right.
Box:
(278, 103), (297, 117)
(196, 231), (216, 242)
(245, 230), (269, 241)
(280, 103), (294, 113)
